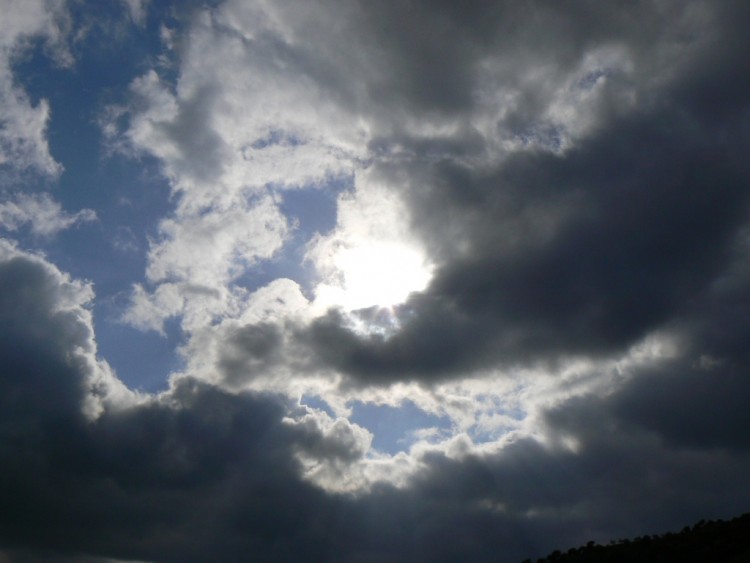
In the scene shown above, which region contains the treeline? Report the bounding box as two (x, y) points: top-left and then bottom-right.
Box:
(524, 512), (750, 563)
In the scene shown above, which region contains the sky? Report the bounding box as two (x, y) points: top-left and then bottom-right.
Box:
(1, 0), (750, 561)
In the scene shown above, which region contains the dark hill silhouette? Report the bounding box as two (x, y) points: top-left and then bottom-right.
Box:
(523, 513), (750, 563)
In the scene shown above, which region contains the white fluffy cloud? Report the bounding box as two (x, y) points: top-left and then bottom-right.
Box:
(108, 7), (372, 334)
(0, 0), (70, 182)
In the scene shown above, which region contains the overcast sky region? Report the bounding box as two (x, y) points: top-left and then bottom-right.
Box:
(1, 1), (750, 561)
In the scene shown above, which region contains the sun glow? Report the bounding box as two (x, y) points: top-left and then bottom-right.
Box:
(313, 241), (433, 311)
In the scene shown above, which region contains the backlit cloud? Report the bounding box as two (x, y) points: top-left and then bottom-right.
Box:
(2, 1), (750, 561)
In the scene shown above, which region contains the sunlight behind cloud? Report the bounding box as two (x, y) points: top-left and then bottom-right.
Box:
(3, 1), (749, 560)
(313, 241), (432, 311)
(307, 170), (433, 315)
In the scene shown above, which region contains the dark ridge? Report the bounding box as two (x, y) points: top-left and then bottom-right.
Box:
(523, 513), (750, 563)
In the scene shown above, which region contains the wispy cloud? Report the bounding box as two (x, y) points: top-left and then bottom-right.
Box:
(0, 192), (96, 236)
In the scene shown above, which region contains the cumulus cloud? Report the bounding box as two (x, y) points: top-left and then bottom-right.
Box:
(0, 240), (134, 419)
(4, 241), (750, 563)
(106, 10), (364, 331)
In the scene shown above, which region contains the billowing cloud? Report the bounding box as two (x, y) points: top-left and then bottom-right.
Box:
(2, 0), (750, 561)
(3, 242), (750, 563)
(0, 240), (133, 420)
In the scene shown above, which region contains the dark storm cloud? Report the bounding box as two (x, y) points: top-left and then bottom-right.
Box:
(0, 249), (353, 562)
(3, 242), (750, 562)
(613, 358), (750, 451)
(300, 110), (750, 383)
(0, 248), (492, 563)
(609, 251), (750, 451)
(263, 0), (700, 123)
(0, 248), (316, 561)
(0, 253), (93, 419)
(5, 1), (750, 562)
(292, 0), (750, 385)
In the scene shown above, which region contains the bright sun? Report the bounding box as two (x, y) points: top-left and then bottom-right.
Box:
(314, 241), (433, 311)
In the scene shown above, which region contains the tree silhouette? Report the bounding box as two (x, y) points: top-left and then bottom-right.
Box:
(523, 512), (750, 563)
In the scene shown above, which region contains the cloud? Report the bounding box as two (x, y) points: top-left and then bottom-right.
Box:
(3, 235), (750, 561)
(0, 240), (133, 419)
(0, 0), (70, 183)
(107, 12), (362, 331)
(306, 170), (433, 313)
(270, 0), (750, 387)
(102, 0), (750, 433)
(608, 247), (750, 452)
(103, 0), (750, 425)
(299, 106), (750, 383)
(121, 0), (148, 27)
(0, 243), (335, 560)
(4, 1), (750, 561)
(0, 192), (96, 236)
(121, 193), (290, 333)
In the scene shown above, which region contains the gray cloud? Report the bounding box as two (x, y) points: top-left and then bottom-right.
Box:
(304, 114), (749, 382)
(3, 243), (750, 563)
(289, 0), (750, 386)
(4, 1), (750, 561)
(0, 247), (334, 561)
(217, 322), (285, 386)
